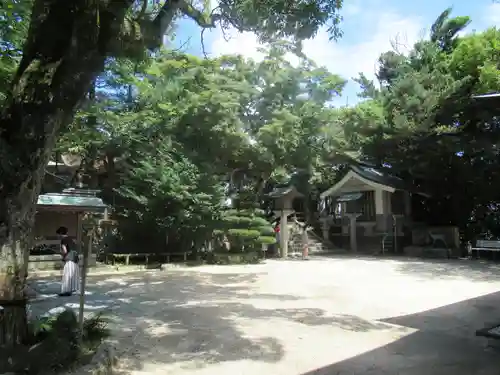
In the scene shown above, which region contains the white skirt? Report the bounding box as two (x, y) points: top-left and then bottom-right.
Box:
(61, 261), (80, 294)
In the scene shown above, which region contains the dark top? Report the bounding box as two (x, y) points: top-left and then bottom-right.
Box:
(61, 236), (78, 263)
(61, 236), (73, 252)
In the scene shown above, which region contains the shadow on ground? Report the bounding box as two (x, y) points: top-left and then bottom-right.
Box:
(28, 270), (391, 373)
(27, 257), (500, 375)
(300, 290), (500, 375)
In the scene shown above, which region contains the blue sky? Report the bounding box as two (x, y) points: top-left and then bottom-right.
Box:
(170, 0), (499, 106)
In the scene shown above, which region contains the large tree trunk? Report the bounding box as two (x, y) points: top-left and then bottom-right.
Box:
(0, 0), (132, 346)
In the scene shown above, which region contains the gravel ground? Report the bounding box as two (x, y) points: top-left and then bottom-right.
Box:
(29, 255), (500, 374)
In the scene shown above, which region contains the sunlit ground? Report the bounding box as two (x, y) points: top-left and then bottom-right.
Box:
(29, 256), (500, 374)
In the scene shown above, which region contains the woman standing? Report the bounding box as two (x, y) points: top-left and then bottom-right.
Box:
(57, 226), (80, 297)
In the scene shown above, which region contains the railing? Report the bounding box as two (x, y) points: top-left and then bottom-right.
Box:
(467, 239), (500, 259)
(290, 218), (336, 252)
(105, 252), (191, 265)
(31, 239), (60, 256)
(29, 253), (97, 270)
(381, 233), (393, 255)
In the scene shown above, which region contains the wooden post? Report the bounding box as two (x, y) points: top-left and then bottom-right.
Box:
(374, 188), (384, 215)
(393, 215), (398, 253)
(404, 192), (412, 217)
(76, 213), (82, 255)
(78, 226), (92, 343)
(280, 210), (288, 258)
(392, 214), (404, 253)
(302, 224), (309, 259)
(321, 218), (330, 241)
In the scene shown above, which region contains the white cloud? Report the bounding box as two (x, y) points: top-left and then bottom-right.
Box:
(485, 3), (500, 25)
(210, 29), (264, 61)
(303, 13), (423, 81)
(208, 9), (424, 83)
(342, 3), (362, 16)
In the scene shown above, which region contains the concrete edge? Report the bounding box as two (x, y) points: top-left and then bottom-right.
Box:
(28, 263), (188, 278)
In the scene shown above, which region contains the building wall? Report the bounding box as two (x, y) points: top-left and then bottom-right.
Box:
(322, 188), (413, 241)
(411, 225), (460, 248)
(34, 211), (78, 239)
(327, 233), (406, 254)
(391, 190), (406, 214)
(31, 210), (99, 267)
(344, 191), (376, 221)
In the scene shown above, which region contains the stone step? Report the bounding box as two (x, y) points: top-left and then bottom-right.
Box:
(289, 244), (324, 250)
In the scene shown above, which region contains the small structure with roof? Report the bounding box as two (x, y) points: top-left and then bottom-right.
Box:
(320, 164), (429, 253)
(268, 185), (304, 258)
(32, 185), (107, 270)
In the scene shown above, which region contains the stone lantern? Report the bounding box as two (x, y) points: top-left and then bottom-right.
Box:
(268, 185), (304, 258)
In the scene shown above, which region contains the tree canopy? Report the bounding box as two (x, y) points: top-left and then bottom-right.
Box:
(52, 43), (346, 250)
(1, 0), (500, 351)
(0, 0), (347, 348)
(341, 8), (500, 236)
(48, 8), (500, 249)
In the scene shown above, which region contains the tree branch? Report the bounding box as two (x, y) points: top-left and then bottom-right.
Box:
(178, 0), (220, 28)
(134, 0), (149, 21)
(201, 28), (209, 57)
(146, 0), (182, 49)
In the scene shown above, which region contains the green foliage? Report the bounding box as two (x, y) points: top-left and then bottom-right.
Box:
(82, 312), (112, 343)
(116, 140), (226, 248)
(341, 8), (500, 237)
(219, 208), (275, 253)
(142, 0), (344, 46)
(23, 310), (111, 374)
(48, 6), (500, 249)
(0, 0), (348, 348)
(30, 310), (110, 344)
(228, 228), (261, 239)
(30, 314), (59, 338)
(215, 0), (344, 42)
(54, 41), (347, 253)
(3, 2), (498, 255)
(99, 0), (345, 59)
(258, 235), (277, 245)
(430, 7), (471, 52)
(0, 0), (30, 102)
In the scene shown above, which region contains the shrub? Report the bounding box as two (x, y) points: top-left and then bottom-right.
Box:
(219, 208), (275, 253)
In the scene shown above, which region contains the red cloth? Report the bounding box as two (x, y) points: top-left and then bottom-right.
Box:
(274, 225), (280, 233)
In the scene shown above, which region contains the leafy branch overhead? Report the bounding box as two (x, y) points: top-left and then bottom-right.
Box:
(123, 0), (344, 55)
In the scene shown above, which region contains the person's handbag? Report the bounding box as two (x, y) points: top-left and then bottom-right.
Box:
(66, 250), (80, 264)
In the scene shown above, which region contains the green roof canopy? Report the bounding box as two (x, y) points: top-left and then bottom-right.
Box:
(267, 185), (304, 199)
(337, 193), (363, 202)
(321, 165), (430, 198)
(37, 193), (107, 212)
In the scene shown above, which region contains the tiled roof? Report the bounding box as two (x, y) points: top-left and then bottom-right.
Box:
(351, 165), (428, 196)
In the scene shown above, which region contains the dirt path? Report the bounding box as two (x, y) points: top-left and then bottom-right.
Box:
(30, 256), (500, 374)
